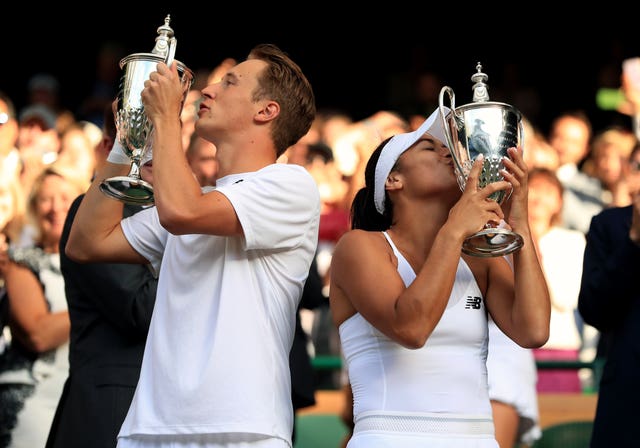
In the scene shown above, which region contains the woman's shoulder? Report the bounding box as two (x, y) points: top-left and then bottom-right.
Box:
(335, 229), (384, 246)
(333, 230), (391, 262)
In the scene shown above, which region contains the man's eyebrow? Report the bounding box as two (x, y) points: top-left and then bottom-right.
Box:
(224, 71), (239, 82)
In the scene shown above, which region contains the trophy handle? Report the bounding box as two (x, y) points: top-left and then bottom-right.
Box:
(165, 37), (177, 66)
(438, 86), (456, 152)
(439, 86), (466, 187)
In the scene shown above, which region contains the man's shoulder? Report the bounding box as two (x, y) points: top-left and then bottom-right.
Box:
(593, 204), (632, 223)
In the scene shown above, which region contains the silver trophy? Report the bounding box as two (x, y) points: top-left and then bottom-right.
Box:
(100, 15), (194, 205)
(438, 62), (524, 257)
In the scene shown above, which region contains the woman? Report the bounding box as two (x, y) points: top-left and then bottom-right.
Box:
(0, 172), (26, 354)
(0, 163), (87, 448)
(329, 109), (550, 447)
(527, 167), (588, 393)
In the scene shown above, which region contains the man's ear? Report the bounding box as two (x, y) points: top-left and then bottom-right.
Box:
(256, 101), (280, 123)
(99, 136), (114, 157)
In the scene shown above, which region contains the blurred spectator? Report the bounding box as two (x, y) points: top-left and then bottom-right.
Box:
(186, 132), (218, 187)
(281, 134), (348, 389)
(522, 116), (559, 172)
(0, 92), (21, 183)
(16, 104), (61, 195)
(0, 172), (26, 355)
(584, 126), (637, 207)
(315, 108), (353, 151)
(56, 123), (97, 186)
(0, 173), (26, 247)
(25, 73), (75, 134)
(334, 110), (410, 209)
(180, 89), (202, 150)
(45, 103), (158, 448)
(527, 168), (586, 393)
(548, 110), (605, 234)
(618, 57), (640, 141)
(0, 164), (87, 448)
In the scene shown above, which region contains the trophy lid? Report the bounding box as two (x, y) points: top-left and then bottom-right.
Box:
(118, 14), (193, 82)
(471, 62), (490, 103)
(151, 15), (175, 59)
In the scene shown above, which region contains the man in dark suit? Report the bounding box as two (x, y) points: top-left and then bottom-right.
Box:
(578, 149), (640, 447)
(46, 106), (158, 448)
(290, 255), (327, 445)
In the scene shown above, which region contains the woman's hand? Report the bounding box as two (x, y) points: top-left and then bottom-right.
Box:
(499, 146), (529, 234)
(448, 154), (512, 240)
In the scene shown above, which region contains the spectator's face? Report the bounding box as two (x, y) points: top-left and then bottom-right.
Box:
(549, 117), (590, 166)
(33, 173), (78, 247)
(528, 174), (562, 229)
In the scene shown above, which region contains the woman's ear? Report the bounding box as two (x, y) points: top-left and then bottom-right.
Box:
(385, 172), (403, 192)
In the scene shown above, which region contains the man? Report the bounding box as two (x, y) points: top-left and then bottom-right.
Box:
(45, 105), (158, 448)
(66, 44), (319, 448)
(577, 146), (640, 447)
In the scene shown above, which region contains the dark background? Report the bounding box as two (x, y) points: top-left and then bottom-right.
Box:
(3, 7), (640, 134)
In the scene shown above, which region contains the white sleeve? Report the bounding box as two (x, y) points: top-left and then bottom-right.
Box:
(106, 137), (131, 165)
(120, 206), (168, 275)
(216, 165), (321, 250)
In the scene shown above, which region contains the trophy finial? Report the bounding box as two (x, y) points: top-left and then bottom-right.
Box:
(151, 15), (175, 58)
(471, 62), (490, 103)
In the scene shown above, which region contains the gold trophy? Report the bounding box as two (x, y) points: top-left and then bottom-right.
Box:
(100, 15), (194, 205)
(439, 62), (524, 257)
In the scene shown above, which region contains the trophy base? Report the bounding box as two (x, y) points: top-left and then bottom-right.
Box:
(462, 227), (524, 258)
(99, 176), (154, 206)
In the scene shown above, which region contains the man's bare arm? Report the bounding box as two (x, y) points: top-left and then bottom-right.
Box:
(66, 161), (149, 265)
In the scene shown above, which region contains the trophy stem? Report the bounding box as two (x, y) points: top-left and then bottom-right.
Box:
(99, 160), (154, 206)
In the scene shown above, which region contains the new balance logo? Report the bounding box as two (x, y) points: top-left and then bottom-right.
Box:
(465, 296), (482, 310)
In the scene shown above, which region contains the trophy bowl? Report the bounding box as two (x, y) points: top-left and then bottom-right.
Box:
(100, 15), (194, 206)
(438, 63), (524, 257)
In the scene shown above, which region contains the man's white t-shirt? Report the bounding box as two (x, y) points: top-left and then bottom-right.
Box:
(118, 163), (320, 445)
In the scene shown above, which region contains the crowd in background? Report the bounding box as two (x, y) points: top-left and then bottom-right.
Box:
(1, 47), (640, 448)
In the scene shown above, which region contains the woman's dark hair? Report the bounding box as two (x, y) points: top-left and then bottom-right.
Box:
(350, 137), (394, 231)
